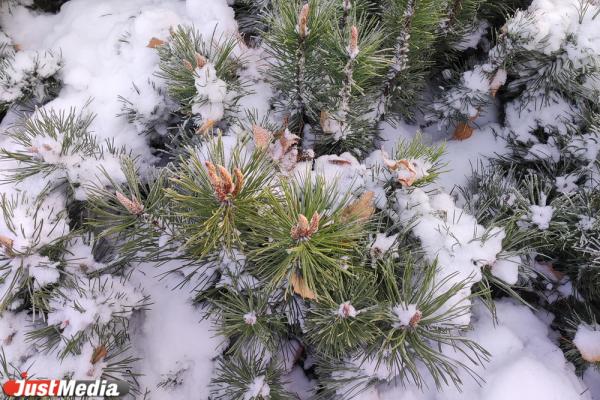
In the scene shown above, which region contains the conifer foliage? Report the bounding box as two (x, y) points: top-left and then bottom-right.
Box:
(262, 0), (492, 157)
(0, 0), (599, 399)
(450, 0), (600, 375)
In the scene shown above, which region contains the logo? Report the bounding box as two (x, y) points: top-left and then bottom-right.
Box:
(2, 372), (130, 397)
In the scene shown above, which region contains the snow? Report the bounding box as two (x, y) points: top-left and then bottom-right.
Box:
(569, 133), (600, 164)
(584, 368), (600, 400)
(0, 312), (34, 363)
(131, 271), (224, 399)
(337, 301), (358, 319)
(0, 49), (60, 103)
(577, 215), (597, 231)
(0, 0), (235, 396)
(370, 233), (398, 259)
(284, 365), (316, 399)
(30, 342), (109, 380)
(504, 94), (576, 146)
(490, 256), (520, 285)
(0, 0), (240, 175)
(47, 276), (144, 341)
(244, 375), (271, 400)
(392, 303), (420, 328)
(28, 258), (61, 288)
(244, 310), (258, 325)
(529, 205), (554, 230)
(393, 187), (506, 325)
(479, 357), (584, 400)
(0, 0), (597, 398)
(375, 300), (592, 400)
(556, 174), (579, 194)
(510, 0), (600, 60)
(192, 62), (227, 122)
(453, 20), (489, 51)
(438, 124), (508, 192)
(0, 191), (68, 252)
(463, 67), (490, 93)
(302, 151), (366, 197)
(574, 324), (600, 363)
(527, 140), (561, 163)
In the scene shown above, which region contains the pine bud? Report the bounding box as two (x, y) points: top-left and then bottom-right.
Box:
(147, 37), (166, 48)
(298, 4), (310, 38)
(337, 301), (357, 318)
(452, 121), (475, 141)
(0, 235), (14, 257)
(383, 158), (398, 170)
(489, 68), (507, 97)
(243, 311), (257, 325)
(393, 304), (422, 328)
(115, 191), (145, 216)
(205, 161), (221, 189)
(231, 168), (244, 197)
(218, 165), (234, 194)
(309, 212), (320, 234)
(348, 25), (359, 59)
(205, 162), (243, 202)
(409, 310), (422, 327)
(291, 212), (319, 240)
(182, 59), (194, 71)
(278, 128), (300, 155)
(384, 157), (418, 187)
(252, 124), (272, 150)
(195, 53), (207, 69)
(292, 214), (310, 240)
(196, 119), (216, 135)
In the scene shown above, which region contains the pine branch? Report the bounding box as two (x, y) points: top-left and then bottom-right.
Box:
(155, 26), (247, 127)
(0, 107), (96, 184)
(211, 350), (294, 400)
(377, 0), (443, 121)
(246, 174), (372, 301)
(316, 6), (388, 157)
(263, 0), (335, 135)
(166, 136), (276, 259)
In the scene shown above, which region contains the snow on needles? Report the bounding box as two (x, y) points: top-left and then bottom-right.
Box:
(0, 0), (236, 393)
(393, 188), (505, 325)
(374, 300), (591, 400)
(574, 324), (600, 363)
(192, 61), (228, 122)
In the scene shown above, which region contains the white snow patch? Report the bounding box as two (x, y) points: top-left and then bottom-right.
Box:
(244, 375), (271, 400)
(529, 205), (554, 230)
(574, 324), (600, 363)
(490, 256), (520, 285)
